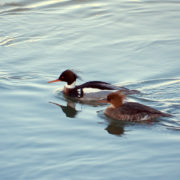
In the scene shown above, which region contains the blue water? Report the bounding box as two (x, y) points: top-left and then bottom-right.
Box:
(1, 0), (180, 179)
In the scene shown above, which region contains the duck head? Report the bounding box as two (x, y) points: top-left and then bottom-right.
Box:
(100, 91), (126, 108)
(48, 69), (79, 86)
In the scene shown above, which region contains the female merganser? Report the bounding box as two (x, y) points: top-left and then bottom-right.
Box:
(48, 69), (139, 101)
(101, 91), (171, 121)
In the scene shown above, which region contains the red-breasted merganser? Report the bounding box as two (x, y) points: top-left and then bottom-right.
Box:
(101, 91), (171, 121)
(48, 69), (139, 101)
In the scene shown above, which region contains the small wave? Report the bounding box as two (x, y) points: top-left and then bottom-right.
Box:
(0, 0), (108, 19)
(0, 34), (44, 47)
(160, 116), (180, 131)
(27, 0), (68, 9)
(130, 77), (180, 88)
(0, 71), (39, 81)
(0, 36), (14, 46)
(0, 7), (30, 15)
(0, 2), (24, 8)
(0, 0), (71, 15)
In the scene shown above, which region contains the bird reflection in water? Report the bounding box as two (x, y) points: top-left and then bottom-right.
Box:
(97, 111), (125, 136)
(51, 99), (126, 135)
(50, 91), (107, 118)
(49, 93), (153, 136)
(105, 121), (125, 136)
(105, 119), (155, 136)
(49, 101), (79, 118)
(98, 111), (156, 136)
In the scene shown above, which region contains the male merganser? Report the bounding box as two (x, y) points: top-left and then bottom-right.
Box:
(101, 91), (171, 121)
(48, 69), (139, 101)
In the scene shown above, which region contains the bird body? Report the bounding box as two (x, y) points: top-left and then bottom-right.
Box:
(103, 91), (171, 121)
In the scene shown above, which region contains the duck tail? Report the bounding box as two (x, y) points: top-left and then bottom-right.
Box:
(161, 112), (173, 117)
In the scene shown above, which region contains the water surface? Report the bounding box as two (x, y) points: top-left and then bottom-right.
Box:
(1, 0), (180, 179)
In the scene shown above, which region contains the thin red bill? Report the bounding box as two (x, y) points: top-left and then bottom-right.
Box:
(48, 79), (61, 83)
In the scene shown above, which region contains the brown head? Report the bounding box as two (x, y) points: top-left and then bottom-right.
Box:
(48, 69), (79, 85)
(106, 91), (126, 108)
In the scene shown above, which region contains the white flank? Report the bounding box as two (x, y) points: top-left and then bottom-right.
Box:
(83, 88), (116, 93)
(83, 88), (101, 93)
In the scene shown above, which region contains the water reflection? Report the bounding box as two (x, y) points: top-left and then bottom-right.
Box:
(50, 98), (126, 135)
(53, 84), (178, 135)
(52, 92), (159, 136)
(105, 121), (125, 136)
(49, 101), (79, 118)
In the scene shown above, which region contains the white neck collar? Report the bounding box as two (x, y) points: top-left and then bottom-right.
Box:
(65, 81), (76, 89)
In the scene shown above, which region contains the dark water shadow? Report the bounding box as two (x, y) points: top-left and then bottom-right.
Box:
(49, 101), (79, 118)
(105, 120), (125, 136)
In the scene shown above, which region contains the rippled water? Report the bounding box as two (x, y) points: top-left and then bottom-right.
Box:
(1, 0), (180, 179)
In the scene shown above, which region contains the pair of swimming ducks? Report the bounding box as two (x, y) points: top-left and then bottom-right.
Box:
(48, 69), (171, 121)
